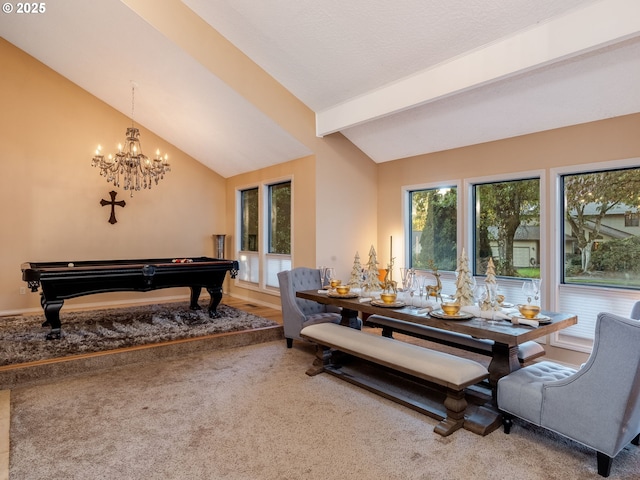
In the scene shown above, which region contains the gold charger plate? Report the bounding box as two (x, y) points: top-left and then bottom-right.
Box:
(510, 314), (552, 324)
(371, 300), (405, 308)
(430, 309), (474, 320)
(327, 292), (359, 299)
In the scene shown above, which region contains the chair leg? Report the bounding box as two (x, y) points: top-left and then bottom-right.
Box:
(596, 452), (612, 477)
(501, 412), (513, 434)
(632, 433), (639, 446)
(286, 337), (293, 348)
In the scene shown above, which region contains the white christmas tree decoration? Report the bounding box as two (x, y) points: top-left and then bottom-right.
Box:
(454, 248), (474, 306)
(480, 257), (499, 311)
(348, 252), (364, 287)
(362, 245), (383, 293)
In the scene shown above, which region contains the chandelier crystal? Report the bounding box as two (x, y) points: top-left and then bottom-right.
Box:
(91, 84), (170, 195)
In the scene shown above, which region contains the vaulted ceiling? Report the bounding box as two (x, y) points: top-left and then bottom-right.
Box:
(2, 0), (639, 177)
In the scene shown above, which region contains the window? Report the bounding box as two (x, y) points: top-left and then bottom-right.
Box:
(408, 187), (457, 271)
(240, 188), (259, 252)
(472, 178), (540, 278)
(268, 182), (291, 255)
(552, 162), (640, 348)
(266, 181), (292, 288)
(625, 211), (639, 227)
(239, 188), (259, 284)
(236, 180), (292, 290)
(561, 168), (640, 289)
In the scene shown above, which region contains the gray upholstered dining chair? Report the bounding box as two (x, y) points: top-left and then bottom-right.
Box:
(277, 267), (342, 348)
(497, 312), (640, 477)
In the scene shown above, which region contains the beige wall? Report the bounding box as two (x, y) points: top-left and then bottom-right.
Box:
(0, 39), (227, 314)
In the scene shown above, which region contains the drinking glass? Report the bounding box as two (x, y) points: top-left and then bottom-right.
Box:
(486, 283), (499, 324)
(531, 278), (542, 305)
(318, 266), (328, 287)
(522, 280), (536, 304)
(415, 275), (426, 308)
(326, 268), (337, 290)
(405, 271), (417, 308)
(400, 268), (409, 293)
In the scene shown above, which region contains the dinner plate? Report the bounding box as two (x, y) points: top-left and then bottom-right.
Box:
(500, 302), (514, 308)
(327, 292), (359, 299)
(510, 314), (552, 324)
(430, 309), (474, 320)
(371, 300), (405, 308)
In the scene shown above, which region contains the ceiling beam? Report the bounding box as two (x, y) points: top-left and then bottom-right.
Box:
(316, 0), (640, 137)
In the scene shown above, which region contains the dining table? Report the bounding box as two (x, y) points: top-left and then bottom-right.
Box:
(296, 289), (578, 390)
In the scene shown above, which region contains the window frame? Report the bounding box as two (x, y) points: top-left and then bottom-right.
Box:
(402, 180), (462, 293)
(469, 175), (542, 279)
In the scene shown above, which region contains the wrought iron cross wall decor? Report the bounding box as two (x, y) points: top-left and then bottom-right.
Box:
(100, 191), (126, 224)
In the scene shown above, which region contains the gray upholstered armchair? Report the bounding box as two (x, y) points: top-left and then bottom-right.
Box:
(277, 268), (341, 348)
(497, 312), (640, 477)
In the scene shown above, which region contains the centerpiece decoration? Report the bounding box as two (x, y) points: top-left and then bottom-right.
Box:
(480, 257), (499, 311)
(425, 259), (443, 303)
(454, 248), (475, 306)
(348, 252), (364, 288)
(362, 245), (383, 296)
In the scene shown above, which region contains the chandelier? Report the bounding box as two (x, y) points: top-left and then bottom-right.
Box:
(91, 83), (170, 195)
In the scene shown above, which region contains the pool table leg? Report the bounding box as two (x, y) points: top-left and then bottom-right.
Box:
(189, 286), (203, 310)
(42, 298), (64, 340)
(206, 286), (223, 318)
(188, 286), (223, 317)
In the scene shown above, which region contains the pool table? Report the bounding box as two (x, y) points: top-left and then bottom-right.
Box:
(21, 257), (239, 339)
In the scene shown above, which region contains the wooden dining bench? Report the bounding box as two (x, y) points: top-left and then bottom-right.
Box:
(300, 322), (490, 436)
(365, 314), (545, 364)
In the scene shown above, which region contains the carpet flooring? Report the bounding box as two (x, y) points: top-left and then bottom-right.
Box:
(7, 341), (640, 479)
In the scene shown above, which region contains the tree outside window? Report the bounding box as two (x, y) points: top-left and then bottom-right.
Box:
(269, 182), (291, 254)
(240, 188), (259, 252)
(562, 168), (640, 288)
(410, 187), (457, 271)
(473, 178), (540, 278)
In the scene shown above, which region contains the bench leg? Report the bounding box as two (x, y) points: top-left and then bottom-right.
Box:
(434, 388), (467, 437)
(381, 326), (394, 338)
(306, 345), (332, 376)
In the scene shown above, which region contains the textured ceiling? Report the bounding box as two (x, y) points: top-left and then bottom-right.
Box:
(1, 0), (639, 176)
